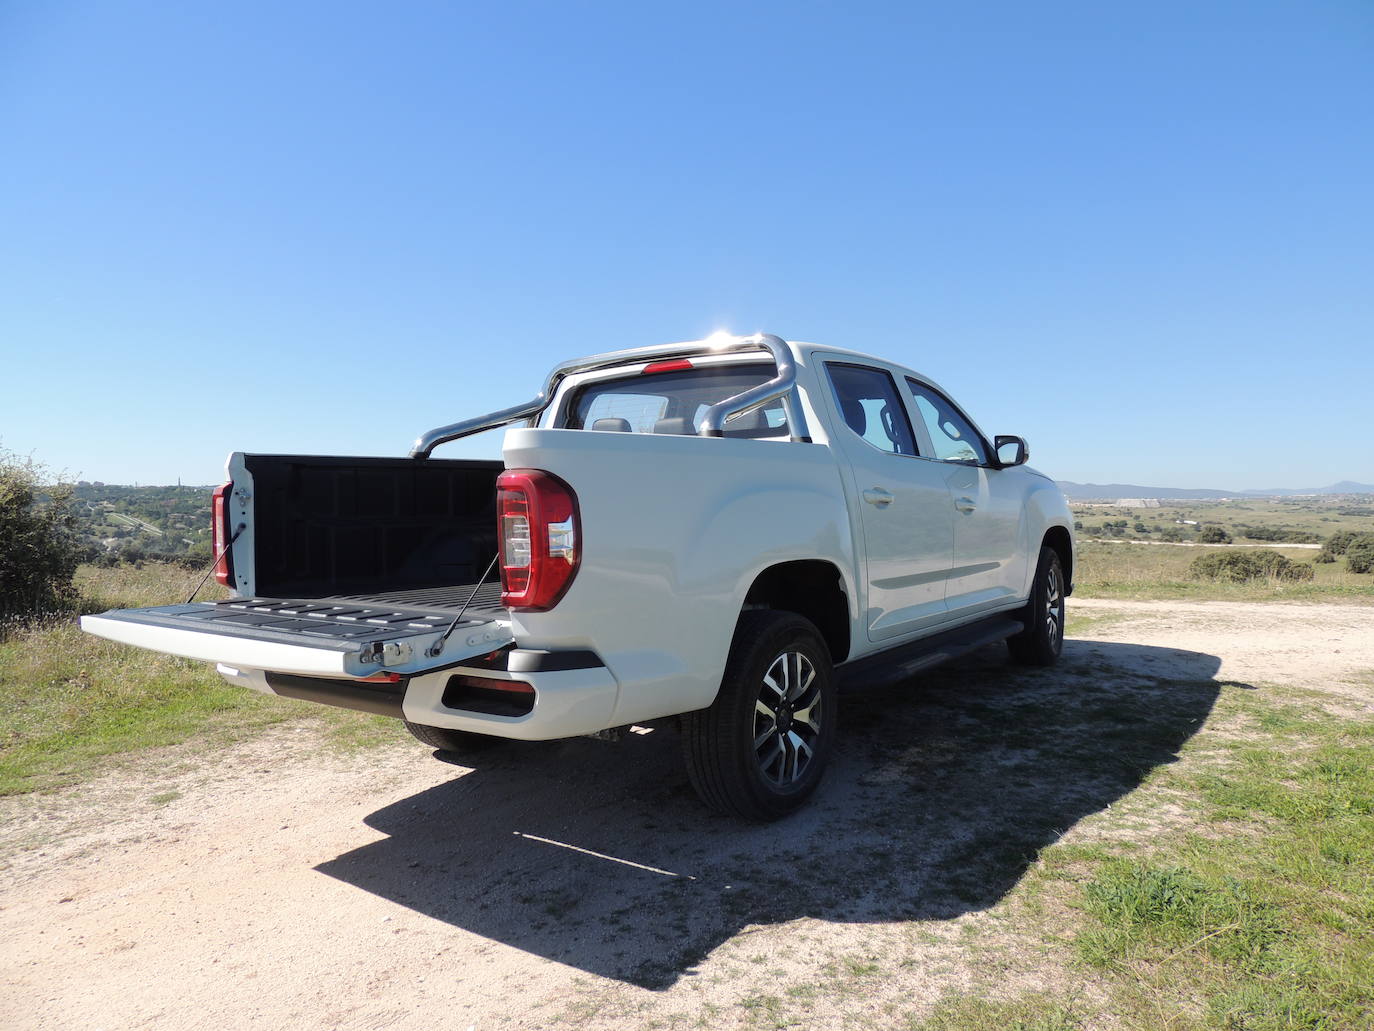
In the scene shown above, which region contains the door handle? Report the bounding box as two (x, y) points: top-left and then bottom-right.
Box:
(954, 496), (977, 512)
(863, 487), (894, 507)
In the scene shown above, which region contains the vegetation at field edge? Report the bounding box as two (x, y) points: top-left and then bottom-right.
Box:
(0, 563), (404, 797)
(1074, 541), (1374, 602)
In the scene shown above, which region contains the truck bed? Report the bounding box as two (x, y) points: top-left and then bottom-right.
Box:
(326, 581), (505, 618)
(237, 454), (503, 599)
(85, 454), (516, 680)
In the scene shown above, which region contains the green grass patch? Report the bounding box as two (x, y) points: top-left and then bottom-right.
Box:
(319, 709), (409, 752)
(1, 562), (404, 796)
(0, 620), (297, 795)
(913, 993), (1083, 1030)
(1059, 685), (1374, 1030)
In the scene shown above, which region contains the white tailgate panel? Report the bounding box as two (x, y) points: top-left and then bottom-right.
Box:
(81, 614), (357, 676)
(80, 602), (511, 678)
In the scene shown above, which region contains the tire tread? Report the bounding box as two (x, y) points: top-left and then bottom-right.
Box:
(1008, 545), (1064, 667)
(403, 720), (500, 754)
(681, 611), (833, 820)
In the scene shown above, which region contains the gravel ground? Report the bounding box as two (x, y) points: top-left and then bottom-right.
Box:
(2, 598), (1371, 1030)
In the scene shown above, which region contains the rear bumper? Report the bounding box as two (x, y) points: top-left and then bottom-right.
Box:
(219, 648), (621, 741)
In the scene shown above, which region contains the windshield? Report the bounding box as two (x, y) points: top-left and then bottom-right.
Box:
(563, 362), (789, 439)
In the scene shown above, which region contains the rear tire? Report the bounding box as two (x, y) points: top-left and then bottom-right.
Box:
(1007, 545), (1066, 666)
(682, 611), (837, 820)
(403, 721), (502, 755)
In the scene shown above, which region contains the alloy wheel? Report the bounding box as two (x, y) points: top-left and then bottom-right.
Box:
(753, 650), (822, 787)
(1046, 564), (1064, 648)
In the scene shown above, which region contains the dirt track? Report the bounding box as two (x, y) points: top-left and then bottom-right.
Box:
(3, 599), (1371, 1030)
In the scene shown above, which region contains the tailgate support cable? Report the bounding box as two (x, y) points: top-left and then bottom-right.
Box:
(185, 523), (246, 604)
(426, 554), (500, 658)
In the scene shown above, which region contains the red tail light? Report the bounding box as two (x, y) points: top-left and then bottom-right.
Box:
(212, 483), (234, 587)
(497, 469), (579, 611)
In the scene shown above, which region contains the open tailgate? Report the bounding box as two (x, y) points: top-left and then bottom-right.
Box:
(80, 596), (513, 678)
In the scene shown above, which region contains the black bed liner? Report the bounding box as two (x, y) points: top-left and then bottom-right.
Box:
(330, 581), (506, 618)
(241, 454), (502, 600)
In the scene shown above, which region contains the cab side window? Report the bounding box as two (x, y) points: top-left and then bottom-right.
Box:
(825, 364), (918, 457)
(905, 378), (987, 464)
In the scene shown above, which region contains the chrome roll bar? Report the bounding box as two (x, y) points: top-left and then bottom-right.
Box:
(408, 332), (809, 458)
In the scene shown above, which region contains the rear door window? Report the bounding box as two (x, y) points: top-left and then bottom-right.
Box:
(825, 364), (918, 456)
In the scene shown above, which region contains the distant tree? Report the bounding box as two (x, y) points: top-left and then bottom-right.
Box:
(0, 450), (81, 624)
(1198, 525), (1232, 544)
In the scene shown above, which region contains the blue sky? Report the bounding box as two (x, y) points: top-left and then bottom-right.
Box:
(2, 1), (1371, 489)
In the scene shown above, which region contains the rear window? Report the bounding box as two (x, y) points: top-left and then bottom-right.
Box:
(564, 362), (789, 439)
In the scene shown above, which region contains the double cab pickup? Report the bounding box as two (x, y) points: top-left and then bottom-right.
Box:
(83, 333), (1074, 819)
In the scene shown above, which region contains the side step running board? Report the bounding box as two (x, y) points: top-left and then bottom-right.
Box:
(837, 617), (1023, 692)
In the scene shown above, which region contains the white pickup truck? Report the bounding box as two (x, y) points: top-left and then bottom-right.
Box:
(83, 333), (1074, 819)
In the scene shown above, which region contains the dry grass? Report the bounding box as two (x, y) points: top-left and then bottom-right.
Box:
(1074, 541), (1374, 603)
(74, 560), (229, 611)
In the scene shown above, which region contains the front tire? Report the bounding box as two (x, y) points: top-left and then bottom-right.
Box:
(1007, 545), (1066, 666)
(682, 611), (837, 820)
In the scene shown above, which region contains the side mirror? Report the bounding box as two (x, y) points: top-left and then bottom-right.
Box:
(994, 435), (1029, 467)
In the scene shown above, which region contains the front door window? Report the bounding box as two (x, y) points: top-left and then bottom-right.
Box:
(905, 379), (987, 465)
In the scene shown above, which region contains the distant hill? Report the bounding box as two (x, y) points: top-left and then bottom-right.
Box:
(1248, 480), (1374, 496)
(70, 482), (215, 561)
(1057, 481), (1374, 500)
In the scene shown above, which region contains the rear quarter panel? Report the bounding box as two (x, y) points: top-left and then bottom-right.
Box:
(502, 428), (855, 725)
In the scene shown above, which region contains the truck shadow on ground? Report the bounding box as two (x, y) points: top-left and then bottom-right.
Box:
(316, 638), (1230, 989)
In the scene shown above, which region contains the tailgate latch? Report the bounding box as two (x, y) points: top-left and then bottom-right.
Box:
(360, 641), (413, 667)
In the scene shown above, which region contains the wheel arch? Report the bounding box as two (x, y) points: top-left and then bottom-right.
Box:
(1042, 525), (1074, 595)
(743, 559), (851, 663)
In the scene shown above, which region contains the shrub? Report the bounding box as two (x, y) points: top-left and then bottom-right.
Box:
(1189, 549), (1315, 583)
(1316, 530), (1374, 570)
(177, 540), (214, 570)
(1318, 530), (1360, 558)
(1198, 525), (1232, 544)
(1347, 537), (1374, 575)
(0, 450), (81, 624)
